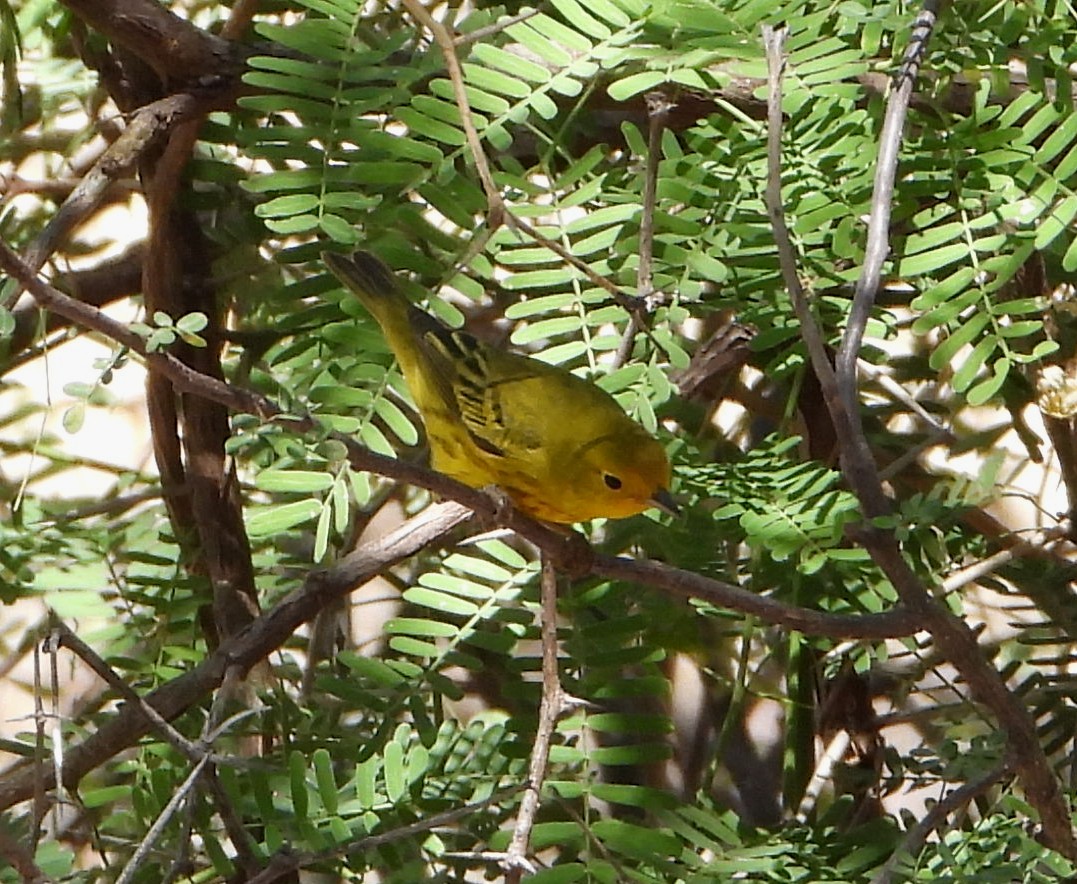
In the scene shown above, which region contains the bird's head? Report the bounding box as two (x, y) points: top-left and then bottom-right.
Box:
(566, 430), (676, 522)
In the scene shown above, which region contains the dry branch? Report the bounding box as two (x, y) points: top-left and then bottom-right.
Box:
(761, 13), (1075, 858)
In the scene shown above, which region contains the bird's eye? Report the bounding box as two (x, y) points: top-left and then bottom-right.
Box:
(603, 473), (623, 490)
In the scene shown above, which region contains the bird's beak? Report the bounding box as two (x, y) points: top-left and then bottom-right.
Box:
(649, 488), (680, 516)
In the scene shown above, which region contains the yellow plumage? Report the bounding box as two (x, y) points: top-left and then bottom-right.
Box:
(323, 250), (675, 524)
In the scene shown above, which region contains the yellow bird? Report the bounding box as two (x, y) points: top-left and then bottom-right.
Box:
(323, 250), (676, 524)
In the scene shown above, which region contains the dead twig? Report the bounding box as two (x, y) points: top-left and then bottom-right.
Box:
(870, 763), (1009, 884)
(761, 13), (1075, 857)
(504, 556), (563, 880)
(246, 786), (524, 884)
(615, 91), (672, 368)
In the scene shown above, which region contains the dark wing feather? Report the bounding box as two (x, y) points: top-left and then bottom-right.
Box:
(420, 325), (546, 461)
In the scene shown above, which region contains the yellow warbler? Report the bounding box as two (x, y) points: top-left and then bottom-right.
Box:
(323, 250), (676, 524)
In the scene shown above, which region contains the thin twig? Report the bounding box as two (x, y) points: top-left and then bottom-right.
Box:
(857, 357), (947, 430)
(762, 9), (1076, 857)
(876, 425), (952, 481)
(505, 556), (563, 880)
(50, 619), (211, 765)
(395, 1), (648, 325)
(31, 635), (47, 850)
(837, 1), (941, 393)
(510, 215), (651, 323)
(871, 762), (1009, 884)
(592, 553), (918, 639)
(113, 755), (211, 884)
(794, 729), (852, 822)
(940, 525), (1068, 594)
(245, 786), (524, 884)
(399, 0), (504, 221)
(114, 703), (260, 884)
(761, 25), (884, 510)
(615, 91), (672, 367)
(454, 8), (539, 47)
(831, 4), (942, 518)
(1, 93), (211, 309)
(45, 631), (62, 838)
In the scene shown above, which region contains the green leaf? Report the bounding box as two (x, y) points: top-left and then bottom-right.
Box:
(255, 470), (334, 492)
(608, 71), (667, 101)
(289, 751), (309, 821)
(402, 586), (480, 617)
(320, 213), (360, 244)
(255, 193), (321, 218)
(374, 396), (420, 445)
(62, 403), (85, 434)
(313, 748), (338, 814)
(591, 819), (680, 859)
(247, 500), (323, 535)
(898, 242), (970, 276)
(386, 617), (458, 638)
(967, 356), (1011, 406)
(384, 741), (406, 803)
(314, 499), (331, 562)
(548, 0), (613, 38)
(951, 334), (997, 393)
(927, 311), (990, 371)
(81, 785), (132, 808)
(340, 652), (406, 687)
(356, 756), (379, 808)
(176, 312), (208, 333)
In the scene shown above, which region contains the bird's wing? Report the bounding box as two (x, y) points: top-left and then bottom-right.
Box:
(420, 327), (550, 463)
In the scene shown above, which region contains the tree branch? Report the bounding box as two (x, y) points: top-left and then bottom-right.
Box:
(871, 763), (1009, 884)
(0, 242), (927, 817)
(57, 0), (245, 89)
(505, 556), (564, 880)
(0, 501), (474, 813)
(762, 12), (1076, 858)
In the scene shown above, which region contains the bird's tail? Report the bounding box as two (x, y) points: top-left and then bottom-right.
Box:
(323, 249), (422, 352)
(323, 250), (405, 319)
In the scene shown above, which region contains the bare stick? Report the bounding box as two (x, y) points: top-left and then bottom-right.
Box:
(761, 12), (1075, 857)
(51, 619), (210, 764)
(761, 25), (890, 515)
(511, 215), (650, 322)
(837, 1), (941, 392)
(393, 1), (648, 325)
(504, 556), (563, 880)
(114, 755), (211, 884)
(46, 634), (61, 837)
(31, 637), (47, 849)
(246, 786), (523, 884)
(794, 729), (852, 822)
(1, 93), (213, 308)
(454, 8), (538, 47)
(399, 0), (504, 220)
(615, 91), (671, 367)
(871, 762), (1008, 884)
